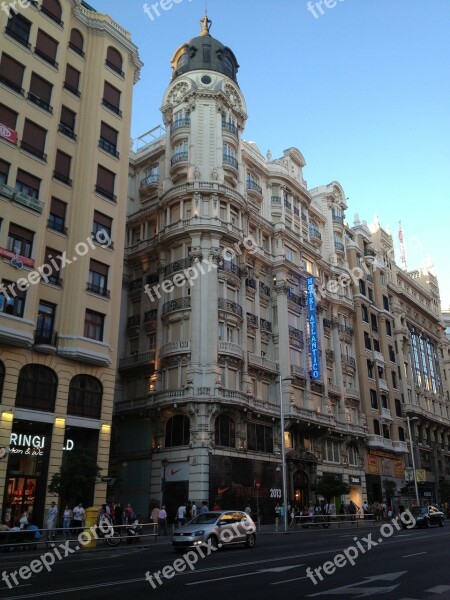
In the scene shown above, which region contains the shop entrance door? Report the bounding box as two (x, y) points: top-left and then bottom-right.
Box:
(5, 477), (37, 526)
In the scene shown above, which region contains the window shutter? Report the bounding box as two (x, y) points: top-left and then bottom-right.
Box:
(16, 169), (41, 191)
(0, 104), (18, 129)
(0, 54), (25, 87)
(100, 122), (118, 145)
(60, 106), (75, 128)
(55, 150), (71, 177)
(35, 30), (58, 61)
(103, 81), (120, 107)
(29, 73), (52, 103)
(22, 120), (47, 152)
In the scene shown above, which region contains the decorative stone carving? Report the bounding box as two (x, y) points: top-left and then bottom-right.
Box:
(275, 280), (289, 295)
(168, 81), (189, 105)
(211, 193), (218, 208)
(189, 246), (203, 264)
(194, 166), (201, 179)
(209, 248), (222, 265)
(211, 168), (218, 181)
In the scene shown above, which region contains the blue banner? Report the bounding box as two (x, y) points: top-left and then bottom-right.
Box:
(307, 276), (320, 380)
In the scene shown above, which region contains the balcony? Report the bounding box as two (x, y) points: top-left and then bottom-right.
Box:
(99, 138), (119, 158)
(222, 121), (238, 137)
(378, 378), (389, 392)
(246, 277), (257, 290)
(171, 151), (188, 167)
(0, 74), (24, 96)
(341, 355), (356, 369)
(218, 340), (244, 360)
(33, 330), (57, 353)
(160, 340), (191, 358)
(392, 441), (409, 454)
(218, 297), (243, 319)
(27, 92), (53, 113)
(12, 190), (44, 213)
(332, 214), (344, 225)
(293, 206), (300, 217)
(144, 309), (157, 323)
(284, 199), (292, 211)
(271, 196), (281, 205)
(246, 180), (263, 195)
(5, 26), (31, 48)
(367, 434), (394, 451)
(53, 171), (72, 187)
(86, 282), (110, 298)
(374, 350), (385, 364)
(260, 318), (272, 333)
(287, 290), (305, 308)
(325, 349), (335, 362)
(102, 98), (122, 116)
(309, 226), (322, 247)
(327, 382), (341, 396)
(129, 278), (142, 292)
(170, 118), (190, 133)
(246, 312), (258, 328)
(288, 326), (304, 348)
(20, 141), (46, 161)
(380, 407), (393, 421)
(119, 350), (155, 370)
(95, 184), (116, 202)
(259, 282), (271, 297)
(162, 296), (191, 315)
(345, 387), (360, 400)
(127, 315), (140, 328)
(223, 154), (238, 170)
(291, 365), (306, 379)
(334, 241), (345, 254)
(248, 352), (278, 373)
(218, 260), (241, 278)
(140, 173), (159, 190)
(47, 217), (67, 234)
(58, 122), (76, 140)
(164, 257), (190, 277)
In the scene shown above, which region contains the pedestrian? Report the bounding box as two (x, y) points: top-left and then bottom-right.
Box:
(72, 502), (85, 533)
(348, 500), (357, 521)
(362, 500), (369, 520)
(151, 505), (160, 533)
(275, 503), (280, 531)
(191, 501), (197, 518)
(46, 501), (58, 540)
(158, 505), (168, 536)
(63, 505), (72, 538)
(245, 504), (252, 516)
(201, 500), (209, 513)
(177, 502), (187, 527)
(123, 503), (134, 525)
(213, 502), (221, 511)
(115, 502), (123, 525)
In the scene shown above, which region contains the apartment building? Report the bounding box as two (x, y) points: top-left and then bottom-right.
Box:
(112, 17), (367, 521)
(0, 0), (141, 525)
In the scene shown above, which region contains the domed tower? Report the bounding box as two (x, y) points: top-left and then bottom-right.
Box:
(147, 17), (252, 508)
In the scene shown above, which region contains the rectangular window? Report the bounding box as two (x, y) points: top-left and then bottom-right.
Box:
(93, 210), (112, 241)
(48, 197), (67, 234)
(0, 160), (10, 185)
(21, 120), (47, 161)
(247, 423), (273, 453)
(44, 247), (63, 285)
(59, 106), (76, 139)
(373, 419), (380, 435)
(99, 122), (119, 156)
(398, 426), (405, 441)
(5, 12), (31, 47)
(35, 30), (58, 67)
(373, 338), (380, 352)
(386, 320), (392, 336)
(368, 287), (373, 302)
(370, 313), (378, 333)
(95, 165), (116, 201)
(392, 371), (397, 389)
(370, 389), (378, 410)
(324, 440), (340, 463)
(0, 279), (26, 317)
(7, 223), (34, 258)
(359, 280), (366, 296)
(389, 345), (396, 363)
(88, 259), (110, 297)
(15, 169), (41, 200)
(64, 64), (81, 96)
(0, 54), (25, 94)
(364, 331), (371, 351)
(0, 103), (18, 131)
(383, 295), (389, 311)
(102, 81), (121, 116)
(84, 309), (105, 341)
(361, 304), (369, 322)
(54, 150), (72, 186)
(29, 73), (53, 112)
(367, 359), (374, 379)
(395, 399), (402, 417)
(35, 301), (56, 344)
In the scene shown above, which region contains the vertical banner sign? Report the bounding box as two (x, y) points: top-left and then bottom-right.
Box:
(307, 276), (320, 380)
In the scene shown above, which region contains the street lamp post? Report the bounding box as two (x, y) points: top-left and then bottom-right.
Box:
(278, 374), (292, 533)
(161, 458), (168, 506)
(406, 415), (420, 507)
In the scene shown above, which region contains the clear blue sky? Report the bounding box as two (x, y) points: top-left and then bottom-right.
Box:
(92, 0), (450, 308)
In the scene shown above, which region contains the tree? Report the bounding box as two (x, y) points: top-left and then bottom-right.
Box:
(48, 449), (101, 507)
(383, 479), (396, 504)
(312, 474), (350, 503)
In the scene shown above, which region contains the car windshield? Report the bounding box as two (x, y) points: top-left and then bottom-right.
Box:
(187, 512), (220, 525)
(411, 507), (428, 516)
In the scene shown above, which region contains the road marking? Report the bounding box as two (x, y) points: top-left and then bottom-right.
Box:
(0, 578), (142, 599)
(307, 572), (407, 597)
(185, 564), (303, 586)
(425, 585), (450, 594)
(272, 576), (308, 585)
(402, 552), (426, 558)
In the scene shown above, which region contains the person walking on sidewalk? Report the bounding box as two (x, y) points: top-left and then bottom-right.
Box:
(158, 506), (168, 536)
(46, 502), (58, 540)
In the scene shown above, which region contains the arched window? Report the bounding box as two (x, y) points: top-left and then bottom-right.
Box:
(106, 46), (123, 75)
(41, 0), (63, 25)
(16, 364), (57, 412)
(176, 50), (189, 74)
(223, 54), (234, 78)
(0, 361), (4, 402)
(68, 375), (103, 419)
(165, 415), (190, 447)
(69, 28), (84, 56)
(215, 415), (235, 448)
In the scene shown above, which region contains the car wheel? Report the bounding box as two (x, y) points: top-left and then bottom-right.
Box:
(245, 533), (256, 548)
(425, 519), (431, 528)
(208, 535), (219, 550)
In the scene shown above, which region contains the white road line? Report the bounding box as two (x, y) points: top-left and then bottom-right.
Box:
(271, 576), (308, 585)
(0, 578), (142, 599)
(402, 552), (426, 558)
(185, 567), (303, 586)
(425, 585), (450, 594)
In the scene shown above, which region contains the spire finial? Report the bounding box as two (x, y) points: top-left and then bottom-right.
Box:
(200, 14), (212, 36)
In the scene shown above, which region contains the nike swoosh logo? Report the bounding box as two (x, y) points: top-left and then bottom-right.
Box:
(171, 468), (181, 476)
(217, 487), (229, 494)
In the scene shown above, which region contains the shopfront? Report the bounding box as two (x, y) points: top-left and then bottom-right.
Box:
(366, 451), (405, 505)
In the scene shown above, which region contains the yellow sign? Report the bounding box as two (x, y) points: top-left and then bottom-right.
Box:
(416, 469), (426, 482)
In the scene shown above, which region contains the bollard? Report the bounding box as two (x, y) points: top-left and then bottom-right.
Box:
(81, 506), (99, 549)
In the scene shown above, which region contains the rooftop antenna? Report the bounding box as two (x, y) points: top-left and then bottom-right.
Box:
(398, 220), (407, 271)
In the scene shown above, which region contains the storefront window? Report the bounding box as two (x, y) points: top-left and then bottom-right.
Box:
(67, 374), (102, 419)
(15, 364), (57, 412)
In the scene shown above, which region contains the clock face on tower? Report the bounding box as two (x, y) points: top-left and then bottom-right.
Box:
(201, 75), (212, 84)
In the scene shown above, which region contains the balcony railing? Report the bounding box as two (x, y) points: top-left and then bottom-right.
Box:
(144, 309), (157, 322)
(325, 349), (335, 361)
(162, 296), (191, 315)
(68, 42), (85, 57)
(58, 123), (76, 140)
(127, 315), (140, 328)
(291, 365), (306, 378)
(271, 196), (281, 205)
(170, 118), (190, 133)
(95, 184), (116, 202)
(248, 352), (278, 372)
(34, 330), (57, 346)
(129, 278), (142, 292)
(284, 199), (292, 210)
(293, 206), (300, 216)
(222, 121), (238, 136)
(5, 26), (31, 48)
(364, 248), (376, 257)
(219, 260), (241, 278)
(105, 59), (124, 76)
(341, 355), (356, 368)
(0, 74), (24, 95)
(219, 341), (244, 359)
(218, 297), (243, 318)
(338, 324), (354, 336)
(259, 282), (271, 296)
(63, 82), (81, 97)
(332, 214), (344, 225)
(119, 350), (155, 369)
(246, 313), (258, 328)
(34, 47), (58, 68)
(99, 138), (119, 158)
(102, 98), (122, 116)
(27, 92), (53, 113)
(287, 290), (305, 307)
(20, 141), (47, 161)
(288, 326), (303, 341)
(309, 226), (322, 240)
(334, 241), (345, 253)
(140, 173), (159, 188)
(246, 277), (256, 290)
(87, 282), (110, 298)
(160, 340), (191, 357)
(223, 154), (238, 169)
(171, 151), (189, 166)
(40, 5), (63, 25)
(164, 257), (190, 277)
(246, 180), (262, 194)
(260, 318), (272, 333)
(53, 171), (72, 186)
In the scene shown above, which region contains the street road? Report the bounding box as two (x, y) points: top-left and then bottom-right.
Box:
(1, 522), (450, 599)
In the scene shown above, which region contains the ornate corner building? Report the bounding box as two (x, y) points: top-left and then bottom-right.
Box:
(113, 18), (371, 521)
(0, 0), (141, 525)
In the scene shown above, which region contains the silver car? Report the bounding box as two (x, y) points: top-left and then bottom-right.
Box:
(172, 510), (256, 552)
